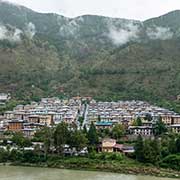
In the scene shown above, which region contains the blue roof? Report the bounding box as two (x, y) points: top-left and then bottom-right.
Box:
(95, 121), (113, 126)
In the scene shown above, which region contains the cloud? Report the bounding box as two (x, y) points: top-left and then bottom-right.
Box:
(0, 25), (22, 42)
(146, 26), (173, 40)
(107, 21), (140, 45)
(25, 22), (36, 39)
(59, 19), (80, 37)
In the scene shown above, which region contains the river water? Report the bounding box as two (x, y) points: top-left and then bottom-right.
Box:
(0, 166), (174, 180)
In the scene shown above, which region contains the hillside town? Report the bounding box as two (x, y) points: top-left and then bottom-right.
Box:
(0, 96), (180, 139)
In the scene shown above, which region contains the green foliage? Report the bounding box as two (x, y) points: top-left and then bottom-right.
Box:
(78, 117), (84, 127)
(68, 130), (88, 151)
(89, 152), (124, 161)
(132, 117), (143, 126)
(111, 124), (126, 140)
(135, 135), (144, 162)
(54, 122), (69, 154)
(87, 122), (99, 146)
(160, 154), (180, 170)
(135, 136), (161, 165)
(11, 132), (32, 148)
(136, 117), (142, 126)
(143, 139), (161, 164)
(0, 148), (9, 162)
(176, 138), (180, 153)
(153, 117), (167, 136)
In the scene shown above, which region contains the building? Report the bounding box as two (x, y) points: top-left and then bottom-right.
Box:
(170, 124), (180, 134)
(161, 115), (172, 125)
(172, 115), (180, 124)
(101, 138), (117, 153)
(7, 120), (24, 132)
(99, 138), (134, 154)
(0, 93), (10, 103)
(23, 128), (36, 138)
(129, 126), (153, 136)
(95, 121), (113, 130)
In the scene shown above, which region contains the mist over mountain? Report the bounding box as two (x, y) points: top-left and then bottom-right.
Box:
(0, 1), (179, 111)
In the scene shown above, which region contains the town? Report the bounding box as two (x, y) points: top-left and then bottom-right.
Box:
(0, 94), (180, 176)
(0, 95), (180, 138)
(0, 94), (180, 152)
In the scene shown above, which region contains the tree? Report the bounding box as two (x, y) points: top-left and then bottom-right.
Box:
(54, 122), (69, 155)
(78, 116), (84, 127)
(98, 115), (101, 122)
(135, 135), (144, 162)
(136, 117), (142, 126)
(154, 117), (167, 136)
(11, 132), (32, 148)
(111, 124), (125, 140)
(34, 127), (53, 157)
(169, 138), (177, 154)
(69, 130), (88, 151)
(176, 138), (180, 153)
(83, 125), (88, 135)
(132, 117), (142, 126)
(87, 122), (98, 146)
(143, 138), (161, 164)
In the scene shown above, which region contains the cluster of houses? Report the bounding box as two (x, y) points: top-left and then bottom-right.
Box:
(0, 97), (180, 139)
(0, 96), (180, 155)
(0, 97), (83, 138)
(86, 100), (180, 136)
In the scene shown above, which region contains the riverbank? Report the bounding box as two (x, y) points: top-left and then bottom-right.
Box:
(9, 156), (180, 179)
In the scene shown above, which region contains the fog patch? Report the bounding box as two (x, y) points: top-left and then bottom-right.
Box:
(146, 26), (173, 40)
(0, 25), (22, 42)
(107, 22), (140, 46)
(25, 22), (36, 39)
(59, 19), (80, 37)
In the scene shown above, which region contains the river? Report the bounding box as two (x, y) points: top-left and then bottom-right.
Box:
(0, 166), (175, 180)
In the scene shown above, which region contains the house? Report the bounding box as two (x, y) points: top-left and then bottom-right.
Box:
(98, 138), (134, 154)
(172, 115), (180, 125)
(0, 93), (10, 103)
(129, 126), (153, 136)
(28, 115), (40, 123)
(95, 121), (113, 130)
(28, 115), (53, 126)
(161, 115), (172, 125)
(7, 120), (25, 132)
(23, 128), (36, 138)
(101, 138), (116, 153)
(170, 124), (180, 133)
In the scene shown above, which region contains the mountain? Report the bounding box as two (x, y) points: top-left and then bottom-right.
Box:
(0, 1), (179, 112)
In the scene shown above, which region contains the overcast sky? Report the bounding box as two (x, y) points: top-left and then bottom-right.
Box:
(6, 0), (180, 20)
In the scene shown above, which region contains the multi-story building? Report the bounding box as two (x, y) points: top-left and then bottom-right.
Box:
(129, 126), (154, 136)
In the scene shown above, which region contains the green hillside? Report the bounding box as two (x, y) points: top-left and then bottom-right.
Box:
(0, 1), (179, 112)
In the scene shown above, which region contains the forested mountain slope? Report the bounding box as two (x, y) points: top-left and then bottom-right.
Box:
(0, 1), (179, 111)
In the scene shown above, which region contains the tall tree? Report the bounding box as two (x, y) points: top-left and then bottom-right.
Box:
(54, 122), (69, 155)
(176, 138), (180, 153)
(135, 135), (144, 162)
(40, 127), (53, 158)
(154, 117), (167, 136)
(87, 122), (98, 146)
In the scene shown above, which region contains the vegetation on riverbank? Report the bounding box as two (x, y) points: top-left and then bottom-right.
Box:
(0, 122), (179, 178)
(9, 154), (180, 179)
